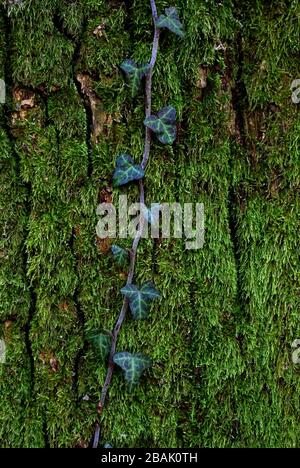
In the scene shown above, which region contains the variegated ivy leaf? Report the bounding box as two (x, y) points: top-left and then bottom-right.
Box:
(121, 281), (160, 319)
(120, 59), (150, 97)
(113, 154), (145, 187)
(157, 106), (177, 123)
(113, 352), (151, 385)
(111, 245), (130, 268)
(144, 106), (177, 145)
(157, 125), (176, 144)
(155, 7), (185, 38)
(86, 330), (111, 360)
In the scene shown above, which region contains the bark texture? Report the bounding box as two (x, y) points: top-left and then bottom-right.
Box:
(0, 0), (299, 448)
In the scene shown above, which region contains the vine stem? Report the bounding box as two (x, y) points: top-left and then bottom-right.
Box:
(92, 0), (160, 449)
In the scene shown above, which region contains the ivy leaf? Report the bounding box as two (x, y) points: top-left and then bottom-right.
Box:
(157, 125), (176, 144)
(113, 154), (145, 187)
(155, 7), (185, 38)
(140, 281), (161, 300)
(144, 106), (177, 145)
(144, 105), (176, 131)
(113, 352), (152, 385)
(121, 281), (160, 319)
(157, 105), (177, 123)
(86, 330), (111, 360)
(120, 59), (150, 97)
(111, 245), (130, 268)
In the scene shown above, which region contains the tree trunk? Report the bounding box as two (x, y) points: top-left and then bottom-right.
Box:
(0, 0), (299, 448)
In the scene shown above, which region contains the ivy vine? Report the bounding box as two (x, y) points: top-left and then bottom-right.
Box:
(89, 0), (184, 448)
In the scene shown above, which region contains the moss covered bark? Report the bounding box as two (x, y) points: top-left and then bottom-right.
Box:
(0, 0), (299, 448)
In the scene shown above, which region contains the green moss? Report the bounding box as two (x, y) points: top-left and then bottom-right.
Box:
(0, 0), (299, 448)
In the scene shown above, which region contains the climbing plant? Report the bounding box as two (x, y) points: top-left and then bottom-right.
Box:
(89, 0), (184, 448)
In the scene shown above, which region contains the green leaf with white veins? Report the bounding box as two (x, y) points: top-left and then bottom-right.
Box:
(120, 59), (150, 97)
(144, 106), (177, 145)
(155, 7), (185, 38)
(86, 330), (111, 360)
(121, 281), (160, 319)
(157, 125), (176, 144)
(113, 154), (145, 187)
(113, 352), (152, 385)
(111, 245), (130, 268)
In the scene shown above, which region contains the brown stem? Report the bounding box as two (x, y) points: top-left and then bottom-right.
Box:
(92, 0), (160, 449)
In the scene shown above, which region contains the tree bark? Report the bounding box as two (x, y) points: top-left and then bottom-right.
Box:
(0, 0), (299, 448)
